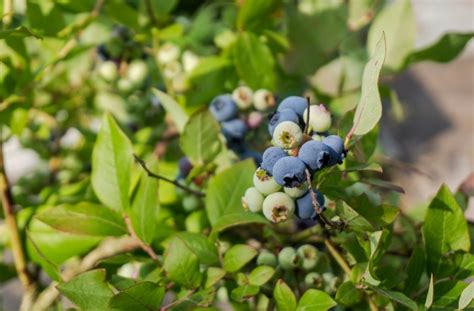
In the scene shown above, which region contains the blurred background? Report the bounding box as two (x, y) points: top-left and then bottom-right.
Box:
(1, 0), (473, 309)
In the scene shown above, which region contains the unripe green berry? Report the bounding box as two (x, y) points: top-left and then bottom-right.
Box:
(117, 78), (134, 93)
(262, 192), (295, 223)
(303, 104), (331, 133)
(242, 187), (264, 213)
(256, 250), (278, 267)
(278, 247), (299, 270)
(127, 60), (148, 86)
(322, 272), (341, 294)
(296, 244), (319, 271)
(253, 167), (281, 195)
(284, 182), (308, 199)
(98, 61), (118, 82)
(304, 272), (324, 288)
(182, 195), (201, 212)
(272, 121), (303, 149)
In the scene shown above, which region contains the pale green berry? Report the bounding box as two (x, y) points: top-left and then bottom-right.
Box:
(312, 133), (323, 141)
(157, 42), (180, 64)
(117, 78), (134, 93)
(98, 61), (118, 82)
(304, 272), (324, 288)
(256, 250), (278, 267)
(303, 104), (331, 133)
(183, 195), (201, 212)
(163, 60), (182, 79)
(278, 247), (299, 270)
(272, 121), (303, 149)
(242, 187), (264, 213)
(127, 60), (148, 86)
(182, 50), (200, 72)
(262, 192), (295, 223)
(284, 182), (308, 199)
(253, 89), (275, 111)
(253, 167), (281, 195)
(296, 244), (319, 271)
(322, 272), (341, 294)
(232, 86), (253, 109)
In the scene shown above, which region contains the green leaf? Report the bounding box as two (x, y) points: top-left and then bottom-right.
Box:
(248, 266), (275, 286)
(368, 285), (417, 310)
(130, 171), (159, 244)
(151, 88), (188, 133)
(36, 203), (127, 237)
(404, 32), (473, 68)
(163, 236), (201, 289)
(223, 244), (257, 273)
(27, 1), (65, 37)
(211, 212), (267, 235)
(57, 269), (114, 310)
(231, 285), (260, 302)
(425, 274), (434, 309)
(237, 0), (280, 31)
(297, 289), (337, 311)
(336, 281), (362, 306)
(171, 288), (216, 310)
(345, 195), (399, 229)
(233, 32), (275, 90)
(104, 0), (140, 30)
(0, 26), (42, 39)
(180, 110), (221, 166)
(206, 160), (255, 225)
(459, 281), (474, 310)
(427, 280), (468, 309)
(404, 246), (425, 293)
(174, 232), (219, 265)
(92, 114), (132, 211)
(367, 0), (415, 71)
(204, 267), (226, 288)
(25, 232), (62, 282)
(423, 185), (470, 276)
(351, 32), (386, 136)
(108, 282), (165, 311)
(274, 280), (297, 311)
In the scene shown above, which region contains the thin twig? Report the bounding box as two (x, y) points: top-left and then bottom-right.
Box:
(160, 289), (197, 311)
(324, 240), (352, 276)
(133, 154), (205, 197)
(0, 135), (37, 310)
(123, 214), (159, 261)
(32, 236), (140, 311)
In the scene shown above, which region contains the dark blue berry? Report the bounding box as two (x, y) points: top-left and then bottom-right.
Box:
(209, 95), (238, 122)
(178, 157), (193, 178)
(268, 108), (299, 136)
(298, 141), (330, 171)
(222, 118), (248, 140)
(295, 190), (325, 220)
(272, 156), (307, 187)
(278, 96), (308, 119)
(261, 147), (287, 175)
(322, 135), (345, 166)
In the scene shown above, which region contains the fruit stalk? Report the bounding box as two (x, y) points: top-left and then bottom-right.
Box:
(0, 137), (37, 310)
(133, 154), (205, 197)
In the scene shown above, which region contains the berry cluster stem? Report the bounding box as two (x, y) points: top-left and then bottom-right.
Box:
(133, 154), (205, 197)
(0, 137), (37, 310)
(123, 214), (160, 261)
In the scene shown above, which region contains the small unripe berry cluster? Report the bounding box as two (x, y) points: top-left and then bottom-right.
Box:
(209, 86), (275, 164)
(242, 96), (346, 223)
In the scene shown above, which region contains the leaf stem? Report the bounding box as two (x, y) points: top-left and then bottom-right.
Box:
(324, 239), (352, 276)
(160, 289), (197, 311)
(123, 214), (159, 261)
(133, 154), (205, 197)
(0, 136), (37, 309)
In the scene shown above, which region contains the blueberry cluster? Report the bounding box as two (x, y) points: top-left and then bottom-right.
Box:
(209, 86), (276, 163)
(241, 96), (346, 223)
(255, 245), (340, 293)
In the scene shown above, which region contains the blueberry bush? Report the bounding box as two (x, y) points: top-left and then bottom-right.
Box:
(1, 0), (473, 310)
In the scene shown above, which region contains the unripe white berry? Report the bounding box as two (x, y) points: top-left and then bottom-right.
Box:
(127, 60), (148, 86)
(157, 42), (180, 64)
(98, 61), (118, 82)
(232, 86), (253, 109)
(262, 192), (295, 223)
(303, 104), (331, 133)
(253, 89), (275, 111)
(182, 50), (200, 73)
(284, 182), (308, 199)
(163, 61), (182, 79)
(242, 187), (264, 213)
(253, 167), (281, 195)
(272, 121), (303, 149)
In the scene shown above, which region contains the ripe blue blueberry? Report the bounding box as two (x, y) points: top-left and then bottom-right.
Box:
(209, 95), (238, 121)
(239, 149), (262, 166)
(268, 108), (299, 136)
(262, 192), (295, 223)
(272, 121), (303, 149)
(261, 147), (287, 175)
(178, 156), (193, 178)
(253, 167), (281, 195)
(295, 190), (325, 220)
(241, 187), (264, 213)
(298, 140), (330, 171)
(221, 118), (248, 140)
(278, 96), (308, 119)
(322, 135), (345, 166)
(272, 156), (307, 187)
